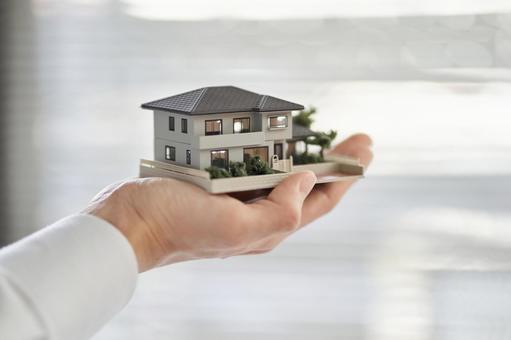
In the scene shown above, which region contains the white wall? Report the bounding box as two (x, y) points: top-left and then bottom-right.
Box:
(154, 110), (193, 144)
(261, 111), (292, 141)
(154, 137), (199, 168)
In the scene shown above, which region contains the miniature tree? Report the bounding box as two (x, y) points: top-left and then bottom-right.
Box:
(294, 106), (317, 155)
(245, 156), (274, 175)
(206, 158), (273, 179)
(292, 106), (338, 164)
(229, 161), (248, 177)
(294, 106), (316, 128)
(308, 130), (338, 158)
(205, 166), (231, 179)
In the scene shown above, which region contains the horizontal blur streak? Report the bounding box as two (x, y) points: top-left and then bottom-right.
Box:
(117, 0), (511, 20)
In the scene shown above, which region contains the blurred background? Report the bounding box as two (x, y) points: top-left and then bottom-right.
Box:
(1, 0), (511, 339)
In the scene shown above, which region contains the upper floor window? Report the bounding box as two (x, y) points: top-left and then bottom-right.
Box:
(268, 115), (288, 129)
(169, 116), (175, 131)
(181, 118), (188, 133)
(233, 117), (250, 133)
(165, 145), (175, 161)
(205, 119), (222, 135)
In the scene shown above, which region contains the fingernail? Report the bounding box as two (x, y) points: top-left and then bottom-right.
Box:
(299, 171), (317, 197)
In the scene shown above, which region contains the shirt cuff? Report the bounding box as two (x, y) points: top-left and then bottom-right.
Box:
(0, 214), (138, 340)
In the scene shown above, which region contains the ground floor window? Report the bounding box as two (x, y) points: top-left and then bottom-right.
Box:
(243, 146), (269, 163)
(186, 150), (191, 165)
(165, 145), (175, 161)
(211, 149), (228, 168)
(274, 143), (283, 160)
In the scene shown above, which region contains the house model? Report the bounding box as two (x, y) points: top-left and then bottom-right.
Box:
(139, 85), (364, 194)
(141, 86), (314, 170)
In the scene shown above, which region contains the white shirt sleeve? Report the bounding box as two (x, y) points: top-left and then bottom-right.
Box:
(0, 214), (138, 340)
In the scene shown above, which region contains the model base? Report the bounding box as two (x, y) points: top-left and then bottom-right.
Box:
(139, 155), (364, 194)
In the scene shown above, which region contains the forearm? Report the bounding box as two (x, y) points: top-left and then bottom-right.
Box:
(0, 214), (138, 340)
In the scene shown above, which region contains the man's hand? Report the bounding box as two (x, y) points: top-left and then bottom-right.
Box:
(84, 134), (373, 272)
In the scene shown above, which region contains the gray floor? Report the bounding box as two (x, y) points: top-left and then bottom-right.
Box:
(3, 1), (511, 339)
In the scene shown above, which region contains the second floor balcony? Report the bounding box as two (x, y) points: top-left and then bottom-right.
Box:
(192, 131), (266, 150)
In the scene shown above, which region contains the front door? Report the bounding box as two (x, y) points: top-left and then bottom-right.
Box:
(274, 143), (283, 160)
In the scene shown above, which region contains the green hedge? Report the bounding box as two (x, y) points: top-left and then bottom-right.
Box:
(205, 156), (274, 179)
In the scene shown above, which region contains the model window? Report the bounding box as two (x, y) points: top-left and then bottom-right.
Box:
(211, 149), (228, 169)
(169, 116), (175, 131)
(181, 118), (188, 133)
(165, 145), (175, 161)
(268, 115), (288, 129)
(274, 143), (283, 160)
(243, 146), (269, 163)
(233, 117), (250, 133)
(205, 119), (222, 135)
(186, 150), (191, 165)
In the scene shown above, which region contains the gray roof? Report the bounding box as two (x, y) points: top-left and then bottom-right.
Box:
(292, 123), (316, 140)
(141, 86), (304, 115)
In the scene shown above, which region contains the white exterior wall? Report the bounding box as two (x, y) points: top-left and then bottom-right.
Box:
(152, 109), (294, 170)
(154, 138), (199, 168)
(154, 110), (193, 144)
(261, 111), (293, 141)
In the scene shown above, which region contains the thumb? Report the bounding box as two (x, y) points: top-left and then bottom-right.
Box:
(247, 171), (317, 235)
(268, 171), (317, 205)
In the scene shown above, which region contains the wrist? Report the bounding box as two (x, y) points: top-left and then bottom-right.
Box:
(83, 186), (157, 272)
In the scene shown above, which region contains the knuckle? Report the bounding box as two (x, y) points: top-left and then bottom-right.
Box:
(350, 133), (373, 146)
(280, 208), (300, 231)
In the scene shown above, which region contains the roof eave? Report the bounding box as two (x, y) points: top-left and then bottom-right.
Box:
(140, 105), (304, 115)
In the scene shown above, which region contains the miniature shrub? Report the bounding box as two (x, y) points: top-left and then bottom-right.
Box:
(229, 161), (248, 177)
(205, 166), (232, 179)
(292, 152), (324, 165)
(245, 156), (274, 175)
(206, 157), (273, 179)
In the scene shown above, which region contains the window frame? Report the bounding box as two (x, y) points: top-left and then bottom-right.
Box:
(165, 145), (176, 161)
(169, 116), (175, 131)
(233, 117), (251, 134)
(210, 149), (229, 169)
(268, 115), (288, 130)
(181, 118), (188, 133)
(243, 146), (269, 163)
(205, 119), (223, 136)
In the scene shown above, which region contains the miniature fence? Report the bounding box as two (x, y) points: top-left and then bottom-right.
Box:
(271, 155), (293, 173)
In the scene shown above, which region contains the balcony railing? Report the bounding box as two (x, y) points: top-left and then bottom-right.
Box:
(192, 131), (265, 150)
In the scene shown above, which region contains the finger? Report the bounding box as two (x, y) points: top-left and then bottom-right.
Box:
(246, 171), (317, 237)
(300, 136), (373, 226)
(330, 133), (373, 155)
